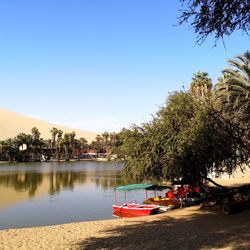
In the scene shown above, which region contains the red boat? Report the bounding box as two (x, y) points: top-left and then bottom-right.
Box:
(113, 203), (160, 218)
(113, 184), (161, 218)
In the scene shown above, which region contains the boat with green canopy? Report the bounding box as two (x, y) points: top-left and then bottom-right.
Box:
(114, 183), (155, 191)
(113, 183), (160, 217)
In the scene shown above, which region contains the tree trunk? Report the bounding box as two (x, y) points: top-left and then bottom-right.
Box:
(205, 177), (229, 190)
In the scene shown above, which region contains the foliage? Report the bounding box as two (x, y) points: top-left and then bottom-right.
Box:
(190, 71), (212, 101)
(0, 127), (116, 162)
(89, 132), (120, 156)
(215, 51), (250, 115)
(179, 0), (250, 43)
(118, 91), (249, 183)
(0, 138), (17, 161)
(214, 51), (250, 157)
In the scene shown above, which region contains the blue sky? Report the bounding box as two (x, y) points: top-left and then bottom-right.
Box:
(0, 1), (249, 133)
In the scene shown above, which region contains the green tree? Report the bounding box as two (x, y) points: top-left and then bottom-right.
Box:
(56, 130), (63, 161)
(15, 133), (33, 162)
(62, 132), (76, 161)
(0, 138), (16, 161)
(109, 132), (117, 146)
(78, 137), (89, 158)
(120, 91), (248, 183)
(179, 0), (250, 43)
(79, 137), (88, 151)
(74, 139), (82, 160)
(50, 127), (58, 159)
(31, 127), (41, 161)
(190, 71), (212, 101)
(106, 132), (121, 160)
(89, 135), (104, 157)
(70, 131), (76, 158)
(101, 132), (110, 145)
(216, 51), (250, 112)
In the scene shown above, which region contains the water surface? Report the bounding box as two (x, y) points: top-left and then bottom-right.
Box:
(0, 161), (151, 230)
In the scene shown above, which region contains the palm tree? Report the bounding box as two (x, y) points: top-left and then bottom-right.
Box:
(42, 139), (51, 160)
(50, 127), (58, 159)
(216, 51), (250, 110)
(15, 133), (33, 162)
(95, 134), (102, 144)
(93, 135), (104, 156)
(70, 131), (76, 159)
(190, 71), (212, 101)
(56, 130), (63, 161)
(102, 132), (109, 144)
(0, 139), (16, 161)
(31, 127), (40, 139)
(50, 127), (58, 144)
(109, 132), (117, 146)
(31, 127), (41, 161)
(79, 137), (88, 152)
(63, 133), (71, 161)
(101, 131), (110, 154)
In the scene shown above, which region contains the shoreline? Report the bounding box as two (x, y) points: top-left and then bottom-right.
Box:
(0, 178), (250, 250)
(0, 158), (117, 164)
(1, 204), (250, 250)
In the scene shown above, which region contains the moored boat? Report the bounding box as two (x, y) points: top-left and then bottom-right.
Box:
(184, 192), (205, 206)
(113, 203), (160, 218)
(113, 183), (161, 218)
(144, 196), (179, 208)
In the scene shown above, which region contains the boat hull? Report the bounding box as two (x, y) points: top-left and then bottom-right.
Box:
(113, 203), (159, 218)
(184, 192), (205, 206)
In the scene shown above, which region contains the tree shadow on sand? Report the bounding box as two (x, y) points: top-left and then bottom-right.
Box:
(75, 207), (250, 250)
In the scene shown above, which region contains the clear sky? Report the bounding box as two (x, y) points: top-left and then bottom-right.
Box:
(0, 1), (249, 133)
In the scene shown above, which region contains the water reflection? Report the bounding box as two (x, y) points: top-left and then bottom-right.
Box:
(92, 174), (123, 191)
(0, 161), (123, 201)
(0, 161), (151, 229)
(48, 171), (87, 195)
(0, 172), (43, 196)
(0, 171), (88, 197)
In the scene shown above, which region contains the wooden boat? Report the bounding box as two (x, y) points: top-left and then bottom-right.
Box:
(113, 203), (160, 218)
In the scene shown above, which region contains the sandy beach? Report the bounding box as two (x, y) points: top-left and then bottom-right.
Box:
(0, 177), (250, 250)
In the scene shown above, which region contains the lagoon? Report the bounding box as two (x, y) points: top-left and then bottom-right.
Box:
(0, 161), (147, 230)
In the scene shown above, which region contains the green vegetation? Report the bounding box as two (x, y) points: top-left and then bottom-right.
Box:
(179, 0), (250, 43)
(110, 51), (250, 184)
(1, 51), (250, 186)
(0, 128), (117, 162)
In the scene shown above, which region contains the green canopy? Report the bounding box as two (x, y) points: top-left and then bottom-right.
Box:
(114, 183), (154, 191)
(145, 185), (172, 191)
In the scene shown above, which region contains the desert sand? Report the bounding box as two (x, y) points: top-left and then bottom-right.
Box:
(0, 108), (97, 142)
(0, 177), (250, 250)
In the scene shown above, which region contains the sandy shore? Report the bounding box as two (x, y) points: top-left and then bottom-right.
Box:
(0, 178), (250, 250)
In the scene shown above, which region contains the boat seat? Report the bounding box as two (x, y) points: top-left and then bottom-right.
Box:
(154, 196), (162, 201)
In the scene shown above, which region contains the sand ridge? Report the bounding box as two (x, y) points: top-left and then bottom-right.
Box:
(0, 108), (97, 142)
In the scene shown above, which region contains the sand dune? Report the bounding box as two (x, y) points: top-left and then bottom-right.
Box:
(0, 108), (97, 142)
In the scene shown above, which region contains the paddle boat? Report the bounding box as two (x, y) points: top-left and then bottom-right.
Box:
(143, 185), (180, 209)
(144, 196), (178, 208)
(113, 183), (160, 218)
(184, 192), (205, 206)
(113, 203), (159, 217)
